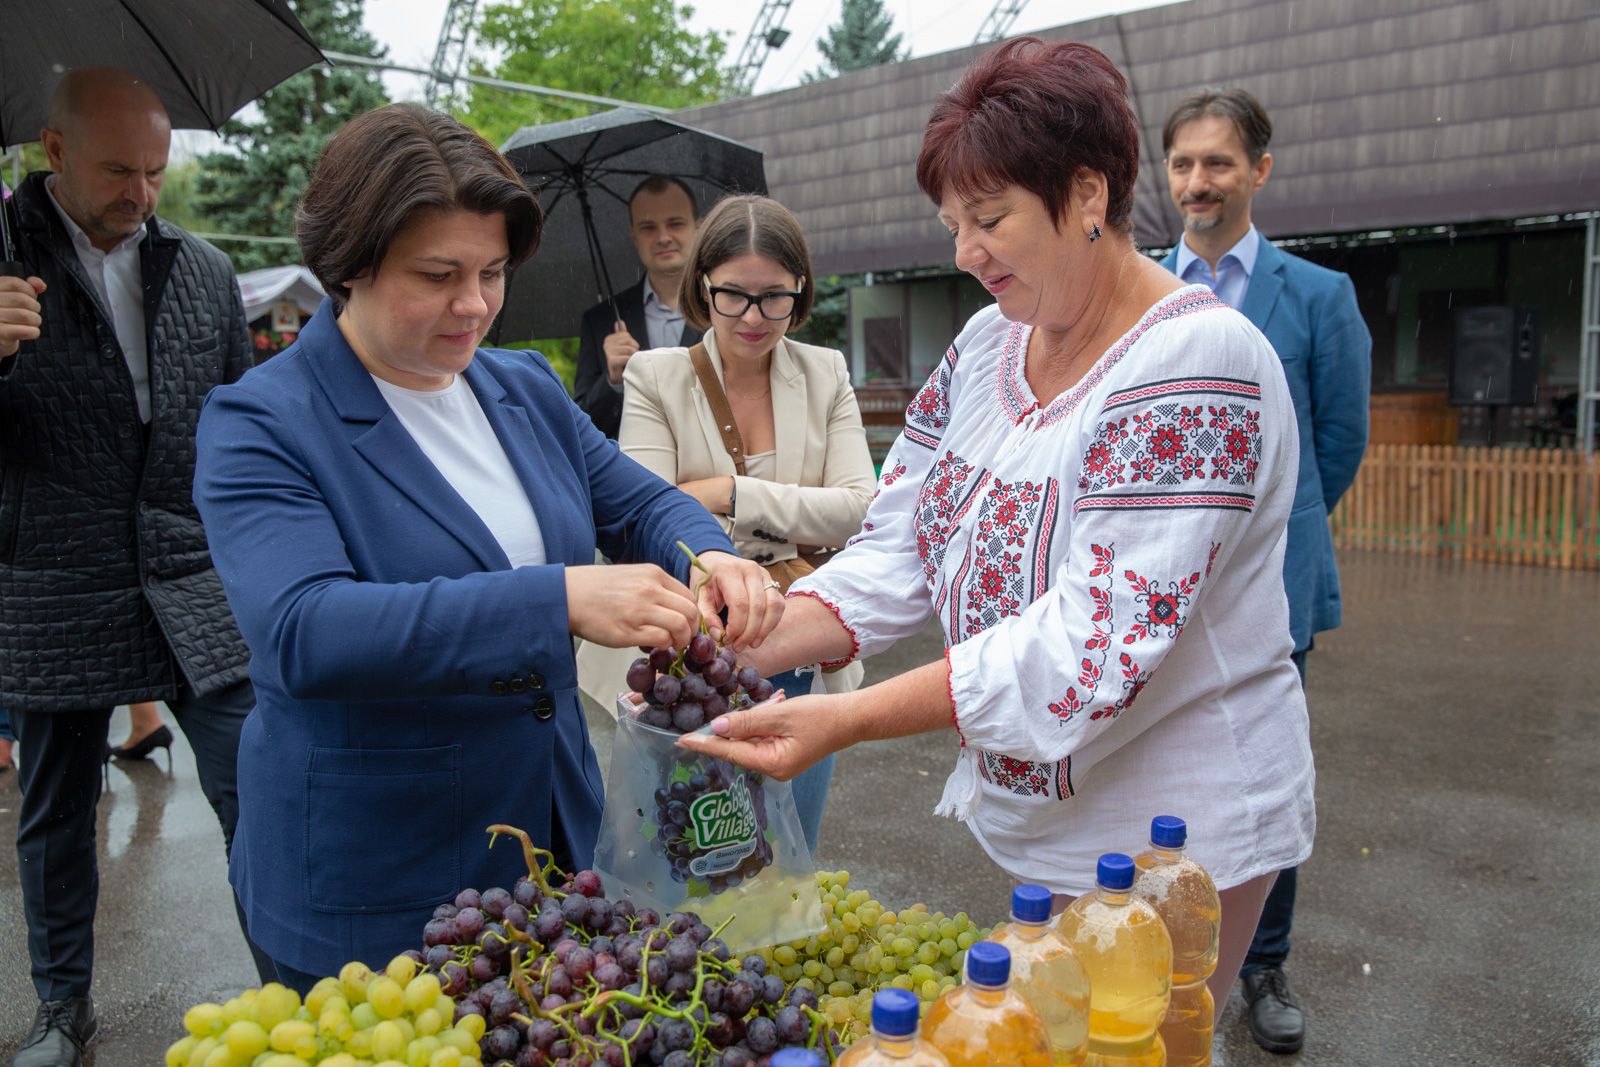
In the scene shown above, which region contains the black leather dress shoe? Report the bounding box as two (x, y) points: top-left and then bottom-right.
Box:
(12, 997), (97, 1067)
(1242, 966), (1304, 1053)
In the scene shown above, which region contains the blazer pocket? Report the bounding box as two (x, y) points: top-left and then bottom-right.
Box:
(304, 744), (462, 914)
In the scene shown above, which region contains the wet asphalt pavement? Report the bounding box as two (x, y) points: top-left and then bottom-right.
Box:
(1, 550), (1596, 1066)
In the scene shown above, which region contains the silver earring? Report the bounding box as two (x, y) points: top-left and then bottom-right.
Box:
(1089, 223), (1102, 243)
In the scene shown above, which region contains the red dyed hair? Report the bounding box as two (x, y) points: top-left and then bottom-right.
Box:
(916, 38), (1140, 231)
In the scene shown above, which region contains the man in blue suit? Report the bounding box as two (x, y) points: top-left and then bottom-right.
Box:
(1160, 88), (1371, 1055)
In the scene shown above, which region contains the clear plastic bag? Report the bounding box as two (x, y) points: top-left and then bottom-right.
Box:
(592, 695), (826, 951)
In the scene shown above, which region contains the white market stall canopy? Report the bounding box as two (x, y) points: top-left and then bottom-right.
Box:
(237, 265), (324, 323)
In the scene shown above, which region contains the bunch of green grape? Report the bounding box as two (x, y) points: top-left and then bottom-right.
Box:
(166, 954), (486, 1067)
(755, 871), (988, 1043)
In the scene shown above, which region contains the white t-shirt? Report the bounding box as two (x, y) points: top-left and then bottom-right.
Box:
(370, 374), (547, 568)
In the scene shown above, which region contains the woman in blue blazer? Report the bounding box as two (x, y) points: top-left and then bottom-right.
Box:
(192, 105), (781, 987)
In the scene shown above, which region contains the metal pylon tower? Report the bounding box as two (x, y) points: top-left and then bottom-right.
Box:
(426, 0), (480, 106)
(974, 0), (1028, 43)
(730, 0), (795, 96)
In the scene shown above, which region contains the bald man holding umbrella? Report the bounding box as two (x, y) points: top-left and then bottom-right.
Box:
(0, 69), (270, 1067)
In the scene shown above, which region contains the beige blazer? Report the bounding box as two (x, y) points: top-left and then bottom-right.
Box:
(620, 333), (876, 563)
(617, 331), (873, 694)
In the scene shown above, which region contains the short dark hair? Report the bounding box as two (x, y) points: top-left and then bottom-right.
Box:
(1163, 88), (1273, 163)
(915, 38), (1140, 232)
(297, 103), (543, 307)
(678, 195), (815, 332)
(628, 174), (699, 220)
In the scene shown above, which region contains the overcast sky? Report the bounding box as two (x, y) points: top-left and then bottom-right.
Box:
(171, 0), (1181, 160)
(364, 0), (1180, 96)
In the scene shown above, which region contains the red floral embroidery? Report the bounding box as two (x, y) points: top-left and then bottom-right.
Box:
(978, 751), (1053, 797)
(1090, 651), (1151, 721)
(1123, 566), (1201, 643)
(956, 477), (1046, 641)
(1049, 543), (1114, 723)
(914, 452), (980, 590)
(906, 346), (958, 442)
(1079, 399), (1262, 495)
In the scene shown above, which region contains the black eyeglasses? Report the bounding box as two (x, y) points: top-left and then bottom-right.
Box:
(703, 278), (805, 321)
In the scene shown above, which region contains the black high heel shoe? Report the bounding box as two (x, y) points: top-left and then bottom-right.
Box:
(108, 724), (174, 761)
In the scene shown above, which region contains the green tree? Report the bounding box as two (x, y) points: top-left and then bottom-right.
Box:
(194, 0), (388, 271)
(460, 0), (732, 149)
(806, 0), (907, 82)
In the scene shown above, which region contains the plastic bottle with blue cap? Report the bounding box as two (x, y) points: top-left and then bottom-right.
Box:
(922, 940), (1052, 1067)
(990, 883), (1091, 1064)
(836, 987), (951, 1065)
(1057, 853), (1173, 1066)
(1133, 816), (1221, 1067)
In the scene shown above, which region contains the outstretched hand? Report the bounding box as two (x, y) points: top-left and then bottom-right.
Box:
(674, 692), (851, 781)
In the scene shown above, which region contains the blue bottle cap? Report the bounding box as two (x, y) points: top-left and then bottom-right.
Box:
(772, 1050), (824, 1067)
(871, 987), (922, 1038)
(1151, 815), (1188, 849)
(965, 940), (1011, 986)
(1012, 883), (1054, 924)
(1098, 852), (1136, 890)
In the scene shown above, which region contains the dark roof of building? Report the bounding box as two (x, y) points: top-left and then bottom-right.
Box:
(677, 0), (1600, 275)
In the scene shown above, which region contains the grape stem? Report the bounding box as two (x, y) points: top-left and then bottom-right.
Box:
(484, 823), (564, 897)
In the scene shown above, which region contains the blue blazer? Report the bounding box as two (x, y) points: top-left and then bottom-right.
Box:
(1161, 238), (1371, 651)
(193, 302), (733, 975)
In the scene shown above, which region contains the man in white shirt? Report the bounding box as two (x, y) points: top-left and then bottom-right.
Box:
(1160, 87), (1372, 1057)
(573, 175), (704, 438)
(0, 67), (267, 1067)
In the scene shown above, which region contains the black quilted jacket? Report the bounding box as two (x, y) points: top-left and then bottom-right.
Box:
(0, 172), (252, 711)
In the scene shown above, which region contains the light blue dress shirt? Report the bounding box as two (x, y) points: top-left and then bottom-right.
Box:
(640, 276), (686, 352)
(1175, 225), (1261, 310)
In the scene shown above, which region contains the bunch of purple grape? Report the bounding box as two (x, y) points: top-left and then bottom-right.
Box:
(626, 634), (776, 735)
(651, 762), (774, 890)
(411, 862), (835, 1066)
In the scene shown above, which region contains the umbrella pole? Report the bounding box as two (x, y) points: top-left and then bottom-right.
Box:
(574, 183), (622, 325)
(1, 191), (21, 273)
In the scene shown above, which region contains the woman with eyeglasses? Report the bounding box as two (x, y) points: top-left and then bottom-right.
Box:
(615, 194), (875, 854)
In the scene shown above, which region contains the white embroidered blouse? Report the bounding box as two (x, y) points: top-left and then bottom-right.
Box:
(790, 286), (1316, 894)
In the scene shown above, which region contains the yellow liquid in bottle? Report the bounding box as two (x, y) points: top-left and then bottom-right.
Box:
(836, 1032), (952, 1066)
(1056, 886), (1171, 1059)
(923, 982), (1053, 1067)
(1156, 983), (1212, 1067)
(990, 919), (1091, 1066)
(1133, 842), (1221, 1067)
(1083, 1033), (1167, 1067)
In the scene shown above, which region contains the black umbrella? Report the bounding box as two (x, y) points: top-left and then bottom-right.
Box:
(495, 107), (768, 343)
(1, 0), (325, 264)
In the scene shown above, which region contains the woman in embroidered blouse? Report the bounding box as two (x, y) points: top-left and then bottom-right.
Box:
(679, 39), (1315, 1014)
(617, 195), (876, 854)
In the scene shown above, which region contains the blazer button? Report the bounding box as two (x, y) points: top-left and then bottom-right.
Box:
(528, 673), (546, 690)
(510, 676), (527, 693)
(531, 696), (556, 721)
(491, 679), (509, 695)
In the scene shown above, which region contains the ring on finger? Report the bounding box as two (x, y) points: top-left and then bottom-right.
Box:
(763, 579), (782, 591)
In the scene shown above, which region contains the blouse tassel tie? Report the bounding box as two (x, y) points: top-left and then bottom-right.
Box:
(933, 746), (983, 822)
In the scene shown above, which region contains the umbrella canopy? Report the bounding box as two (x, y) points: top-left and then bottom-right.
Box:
(0, 0), (324, 148)
(494, 107), (767, 344)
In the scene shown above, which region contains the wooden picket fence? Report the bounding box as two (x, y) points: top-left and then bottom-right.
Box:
(1329, 445), (1600, 570)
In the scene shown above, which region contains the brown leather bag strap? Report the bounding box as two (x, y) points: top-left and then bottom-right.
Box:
(688, 342), (747, 476)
